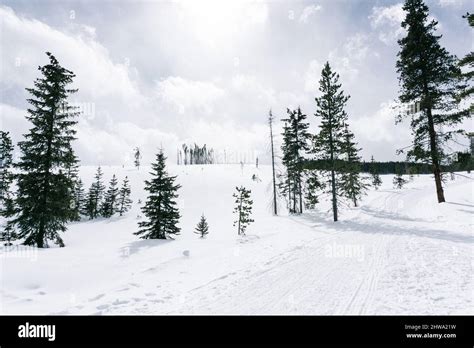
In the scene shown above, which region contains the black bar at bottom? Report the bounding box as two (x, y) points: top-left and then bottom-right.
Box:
(0, 315), (472, 346)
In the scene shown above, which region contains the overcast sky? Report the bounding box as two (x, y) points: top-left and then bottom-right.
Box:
(0, 0), (472, 165)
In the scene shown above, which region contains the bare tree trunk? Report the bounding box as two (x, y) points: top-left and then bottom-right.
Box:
(269, 111), (278, 215)
(329, 116), (338, 222)
(298, 171), (303, 214)
(426, 107), (445, 203)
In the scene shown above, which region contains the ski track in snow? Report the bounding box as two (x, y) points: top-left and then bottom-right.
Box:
(0, 165), (472, 315)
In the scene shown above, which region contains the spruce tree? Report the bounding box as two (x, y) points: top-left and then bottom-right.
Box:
(117, 176), (132, 216)
(311, 62), (350, 221)
(14, 52), (80, 247)
(0, 131), (16, 245)
(370, 156), (382, 189)
(339, 123), (367, 207)
(233, 186), (254, 235)
(135, 150), (181, 239)
(100, 174), (119, 218)
(70, 178), (85, 221)
(90, 166), (105, 219)
(84, 184), (96, 220)
(396, 0), (470, 203)
(194, 214), (209, 238)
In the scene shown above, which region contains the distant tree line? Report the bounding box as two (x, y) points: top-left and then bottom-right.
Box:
(304, 154), (473, 175)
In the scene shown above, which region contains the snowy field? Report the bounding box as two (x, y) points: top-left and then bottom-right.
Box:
(0, 164), (472, 315)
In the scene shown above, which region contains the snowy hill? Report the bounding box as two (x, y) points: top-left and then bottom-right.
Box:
(1, 164), (473, 315)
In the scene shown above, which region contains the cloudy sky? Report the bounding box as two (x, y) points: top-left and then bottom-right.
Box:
(0, 0), (472, 165)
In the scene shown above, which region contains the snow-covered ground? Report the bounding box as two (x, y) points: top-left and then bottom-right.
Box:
(0, 164), (472, 315)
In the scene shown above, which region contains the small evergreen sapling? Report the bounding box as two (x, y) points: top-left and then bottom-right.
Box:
(117, 176), (132, 216)
(370, 156), (382, 190)
(393, 166), (408, 189)
(233, 186), (254, 235)
(194, 214), (209, 238)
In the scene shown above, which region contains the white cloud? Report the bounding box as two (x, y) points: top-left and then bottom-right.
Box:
(369, 3), (406, 45)
(304, 59), (323, 92)
(76, 121), (180, 165)
(230, 74), (277, 106)
(155, 77), (225, 115)
(343, 33), (370, 61)
(0, 5), (279, 165)
(0, 103), (29, 161)
(370, 3), (405, 27)
(304, 34), (370, 92)
(174, 0), (268, 47)
(351, 101), (413, 160)
(438, 0), (465, 7)
(1, 1), (467, 165)
(299, 4), (322, 23)
(352, 101), (400, 142)
(0, 6), (142, 103)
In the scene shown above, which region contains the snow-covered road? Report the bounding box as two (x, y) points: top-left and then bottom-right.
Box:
(1, 165), (472, 314)
(165, 179), (473, 315)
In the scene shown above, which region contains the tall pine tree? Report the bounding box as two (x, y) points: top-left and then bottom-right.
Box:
(14, 52), (79, 247)
(396, 0), (470, 203)
(280, 107), (310, 214)
(311, 62), (350, 221)
(135, 150), (181, 239)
